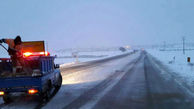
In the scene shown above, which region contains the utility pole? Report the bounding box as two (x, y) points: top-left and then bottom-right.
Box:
(182, 37), (185, 55)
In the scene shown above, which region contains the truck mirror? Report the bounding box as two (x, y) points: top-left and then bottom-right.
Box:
(54, 64), (60, 69)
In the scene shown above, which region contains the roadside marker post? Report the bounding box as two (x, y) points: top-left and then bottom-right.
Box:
(187, 57), (191, 63)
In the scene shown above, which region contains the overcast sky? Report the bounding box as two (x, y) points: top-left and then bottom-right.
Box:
(0, 0), (194, 52)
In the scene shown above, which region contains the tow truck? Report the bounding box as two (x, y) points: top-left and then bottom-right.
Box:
(0, 41), (62, 103)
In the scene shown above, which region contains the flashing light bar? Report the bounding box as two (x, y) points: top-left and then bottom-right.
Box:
(23, 51), (50, 57)
(28, 89), (38, 95)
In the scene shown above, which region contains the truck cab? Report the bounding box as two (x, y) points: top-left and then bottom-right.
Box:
(0, 41), (62, 103)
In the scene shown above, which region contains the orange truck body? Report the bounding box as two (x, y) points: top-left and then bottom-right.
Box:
(22, 41), (45, 53)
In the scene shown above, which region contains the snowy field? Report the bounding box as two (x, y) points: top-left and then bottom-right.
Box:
(147, 49), (194, 89)
(54, 50), (131, 65)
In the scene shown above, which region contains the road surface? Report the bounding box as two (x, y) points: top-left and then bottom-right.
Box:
(0, 51), (194, 109)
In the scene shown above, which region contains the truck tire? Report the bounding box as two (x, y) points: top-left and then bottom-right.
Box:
(39, 93), (47, 102)
(3, 94), (12, 103)
(55, 74), (62, 91)
(39, 81), (52, 102)
(45, 81), (52, 99)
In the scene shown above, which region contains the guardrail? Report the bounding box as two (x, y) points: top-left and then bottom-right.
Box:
(60, 50), (138, 71)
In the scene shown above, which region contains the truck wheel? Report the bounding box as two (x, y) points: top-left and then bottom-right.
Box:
(39, 82), (52, 102)
(3, 94), (12, 104)
(39, 91), (50, 102)
(55, 74), (62, 91)
(40, 90), (51, 102)
(39, 94), (47, 102)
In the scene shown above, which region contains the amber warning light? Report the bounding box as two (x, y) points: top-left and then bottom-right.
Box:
(23, 51), (50, 57)
(0, 91), (5, 96)
(28, 89), (38, 94)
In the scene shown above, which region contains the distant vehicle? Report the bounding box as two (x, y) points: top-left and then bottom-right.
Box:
(119, 47), (127, 52)
(0, 41), (62, 103)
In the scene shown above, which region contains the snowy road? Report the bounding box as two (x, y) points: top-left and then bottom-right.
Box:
(1, 51), (194, 109)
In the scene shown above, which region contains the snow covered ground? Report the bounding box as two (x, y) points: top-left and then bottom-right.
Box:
(54, 50), (131, 65)
(147, 49), (194, 89)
